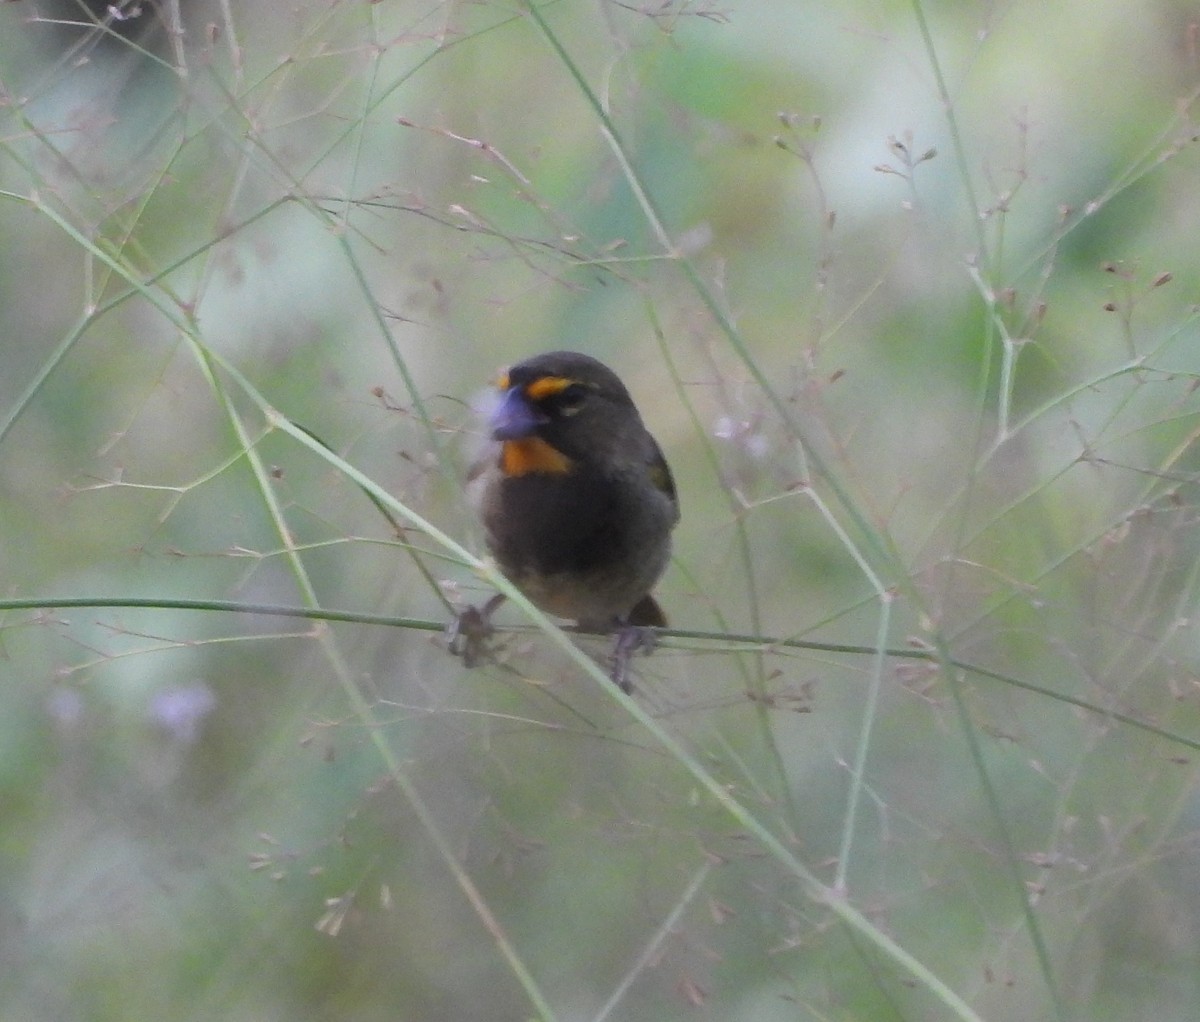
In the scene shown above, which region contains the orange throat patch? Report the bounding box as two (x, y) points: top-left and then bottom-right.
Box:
(501, 437), (572, 477)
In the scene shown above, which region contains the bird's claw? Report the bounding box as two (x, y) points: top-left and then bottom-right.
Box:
(609, 624), (658, 693)
(450, 597), (659, 693)
(446, 594), (506, 667)
(446, 606), (493, 668)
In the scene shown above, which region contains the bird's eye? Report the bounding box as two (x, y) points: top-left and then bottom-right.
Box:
(554, 383), (589, 415)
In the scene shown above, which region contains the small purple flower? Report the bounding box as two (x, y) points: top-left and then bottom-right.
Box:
(46, 686), (85, 731)
(149, 682), (217, 744)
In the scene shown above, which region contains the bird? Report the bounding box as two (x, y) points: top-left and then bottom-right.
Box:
(449, 350), (679, 691)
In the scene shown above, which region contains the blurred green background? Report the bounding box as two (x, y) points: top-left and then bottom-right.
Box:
(2, 1), (1199, 1020)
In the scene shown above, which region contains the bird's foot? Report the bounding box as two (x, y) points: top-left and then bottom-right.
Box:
(609, 624), (658, 694)
(446, 594), (506, 667)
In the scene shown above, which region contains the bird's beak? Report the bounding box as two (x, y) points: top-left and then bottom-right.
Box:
(489, 386), (547, 441)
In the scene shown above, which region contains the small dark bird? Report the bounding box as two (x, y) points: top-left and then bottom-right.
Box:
(451, 351), (679, 690)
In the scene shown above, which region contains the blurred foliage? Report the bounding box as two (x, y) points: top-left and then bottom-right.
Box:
(2, 1), (1200, 1020)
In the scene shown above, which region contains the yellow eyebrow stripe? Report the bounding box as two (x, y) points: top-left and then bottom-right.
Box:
(524, 375), (575, 400)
